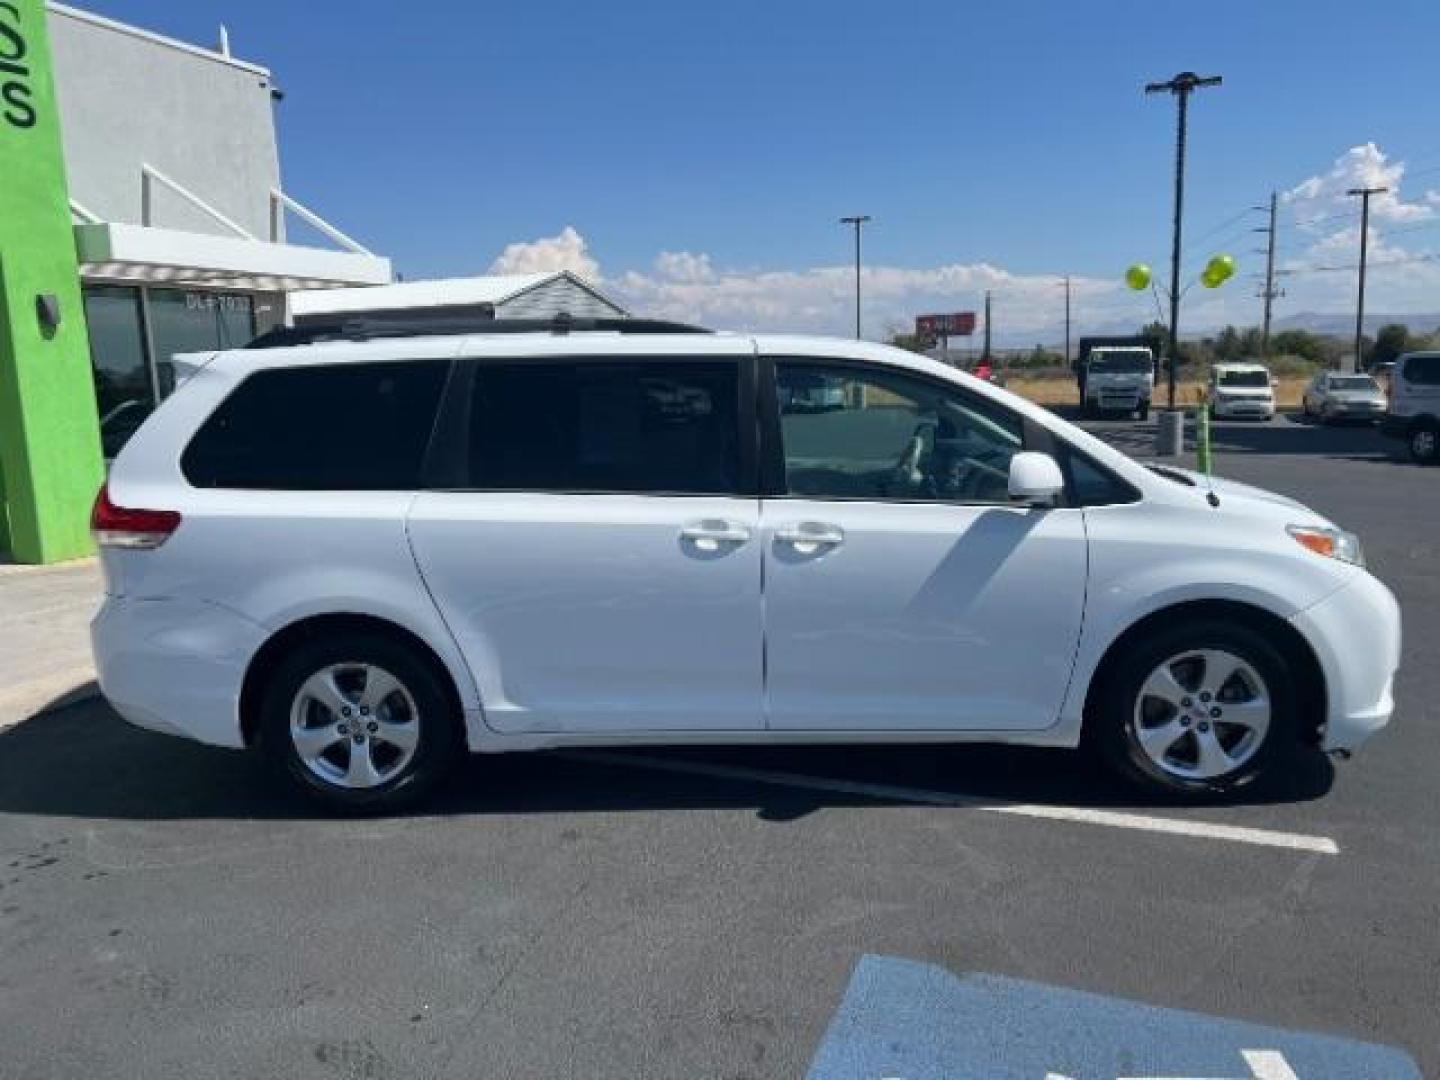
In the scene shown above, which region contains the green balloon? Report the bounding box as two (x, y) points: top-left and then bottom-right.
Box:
(1205, 253), (1236, 282)
(1201, 267), (1223, 289)
(1126, 263), (1152, 291)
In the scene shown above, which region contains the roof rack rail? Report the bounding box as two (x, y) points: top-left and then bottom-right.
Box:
(245, 313), (712, 349)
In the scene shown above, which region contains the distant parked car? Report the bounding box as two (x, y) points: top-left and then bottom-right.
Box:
(1380, 351), (1440, 463)
(1302, 372), (1386, 424)
(1208, 363), (1276, 421)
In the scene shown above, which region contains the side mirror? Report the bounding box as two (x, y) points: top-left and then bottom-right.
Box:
(1008, 452), (1065, 507)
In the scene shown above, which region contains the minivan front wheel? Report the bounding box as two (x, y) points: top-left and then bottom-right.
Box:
(259, 633), (459, 810)
(1092, 620), (1297, 797)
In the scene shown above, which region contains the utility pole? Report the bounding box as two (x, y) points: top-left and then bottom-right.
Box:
(1145, 71), (1222, 412)
(1346, 187), (1387, 373)
(1254, 191), (1280, 360)
(839, 215), (871, 339)
(1062, 275), (1072, 364)
(982, 290), (993, 363)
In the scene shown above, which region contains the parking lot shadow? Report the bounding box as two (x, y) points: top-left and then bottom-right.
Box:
(0, 697), (1335, 823)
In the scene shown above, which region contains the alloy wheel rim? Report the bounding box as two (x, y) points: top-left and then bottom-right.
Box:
(1414, 430), (1436, 458)
(289, 663), (420, 789)
(1131, 649), (1271, 781)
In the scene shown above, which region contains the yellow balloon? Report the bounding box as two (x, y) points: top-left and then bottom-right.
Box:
(1201, 267), (1223, 289)
(1126, 263), (1152, 291)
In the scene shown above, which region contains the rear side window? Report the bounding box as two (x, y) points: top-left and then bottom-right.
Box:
(1402, 355), (1440, 386)
(463, 360), (741, 494)
(182, 360), (449, 489)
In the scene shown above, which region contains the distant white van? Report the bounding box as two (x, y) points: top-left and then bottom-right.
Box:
(1208, 363), (1276, 421)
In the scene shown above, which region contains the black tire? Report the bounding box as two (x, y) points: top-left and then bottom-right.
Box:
(1408, 421), (1439, 465)
(1088, 619), (1299, 798)
(258, 631), (461, 811)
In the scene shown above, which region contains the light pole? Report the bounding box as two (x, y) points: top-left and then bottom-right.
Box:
(1061, 275), (1072, 364)
(1346, 186), (1387, 373)
(1144, 71), (1222, 412)
(839, 215), (870, 339)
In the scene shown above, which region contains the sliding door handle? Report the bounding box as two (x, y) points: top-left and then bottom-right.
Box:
(774, 522), (845, 549)
(680, 519), (752, 548)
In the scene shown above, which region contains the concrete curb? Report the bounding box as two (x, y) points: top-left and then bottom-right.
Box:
(0, 555), (98, 578)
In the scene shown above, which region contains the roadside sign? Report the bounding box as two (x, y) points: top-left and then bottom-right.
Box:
(808, 955), (1420, 1080)
(917, 312), (977, 338)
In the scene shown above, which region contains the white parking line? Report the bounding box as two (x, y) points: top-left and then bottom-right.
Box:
(563, 751), (1340, 855)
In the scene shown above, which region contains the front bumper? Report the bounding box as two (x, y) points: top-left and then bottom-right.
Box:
(1329, 401), (1385, 419)
(1290, 570), (1401, 752)
(91, 596), (267, 749)
(1212, 398), (1275, 418)
(1088, 392), (1146, 411)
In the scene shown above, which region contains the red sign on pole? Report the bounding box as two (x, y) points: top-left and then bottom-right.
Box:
(916, 312), (976, 338)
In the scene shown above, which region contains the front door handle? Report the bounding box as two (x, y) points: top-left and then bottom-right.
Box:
(774, 522), (845, 552)
(680, 519), (752, 550)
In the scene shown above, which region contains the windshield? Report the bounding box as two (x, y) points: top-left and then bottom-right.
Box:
(1331, 376), (1379, 391)
(1088, 352), (1152, 373)
(1217, 369), (1270, 387)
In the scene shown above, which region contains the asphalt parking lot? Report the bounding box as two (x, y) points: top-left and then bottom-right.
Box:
(1, 410), (1435, 1078)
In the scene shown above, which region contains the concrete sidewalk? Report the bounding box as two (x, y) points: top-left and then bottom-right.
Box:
(0, 558), (102, 731)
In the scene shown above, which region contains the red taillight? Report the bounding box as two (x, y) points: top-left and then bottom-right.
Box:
(91, 484), (181, 549)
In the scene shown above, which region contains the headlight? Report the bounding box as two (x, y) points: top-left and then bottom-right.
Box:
(1287, 524), (1364, 567)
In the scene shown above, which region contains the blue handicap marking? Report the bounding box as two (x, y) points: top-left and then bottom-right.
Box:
(807, 955), (1420, 1080)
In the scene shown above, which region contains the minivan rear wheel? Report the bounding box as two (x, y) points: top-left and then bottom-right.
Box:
(1408, 421), (1438, 465)
(259, 632), (460, 811)
(1091, 620), (1298, 797)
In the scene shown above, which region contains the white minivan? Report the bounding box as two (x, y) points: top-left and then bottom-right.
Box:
(91, 318), (1400, 810)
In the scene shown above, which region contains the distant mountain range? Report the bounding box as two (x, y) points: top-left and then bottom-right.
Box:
(1270, 311), (1440, 335)
(990, 310), (1440, 351)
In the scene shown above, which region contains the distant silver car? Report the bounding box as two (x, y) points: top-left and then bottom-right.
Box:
(1302, 372), (1386, 424)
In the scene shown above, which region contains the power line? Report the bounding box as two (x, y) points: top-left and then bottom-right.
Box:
(1281, 252), (1440, 276)
(1292, 209), (1360, 229)
(1188, 206), (1258, 247)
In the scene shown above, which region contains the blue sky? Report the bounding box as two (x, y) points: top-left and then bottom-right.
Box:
(75, 0), (1440, 341)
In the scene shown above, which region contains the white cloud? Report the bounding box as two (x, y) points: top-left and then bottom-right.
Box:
(653, 251), (716, 284)
(483, 144), (1440, 345)
(611, 260), (1146, 343)
(488, 225), (600, 278)
(1285, 143), (1434, 226)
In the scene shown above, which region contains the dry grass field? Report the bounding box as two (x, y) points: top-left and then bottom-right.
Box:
(1002, 372), (1311, 410)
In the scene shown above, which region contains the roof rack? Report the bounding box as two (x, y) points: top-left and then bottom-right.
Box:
(245, 313), (712, 349)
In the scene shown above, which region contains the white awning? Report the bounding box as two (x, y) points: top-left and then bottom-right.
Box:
(75, 222), (392, 292)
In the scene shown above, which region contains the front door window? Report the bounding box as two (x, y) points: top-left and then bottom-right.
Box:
(775, 362), (1023, 503)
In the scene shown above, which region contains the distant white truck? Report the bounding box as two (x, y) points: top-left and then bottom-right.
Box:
(1079, 345), (1155, 419)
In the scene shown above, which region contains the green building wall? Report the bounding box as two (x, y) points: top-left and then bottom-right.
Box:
(0, 0), (104, 563)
